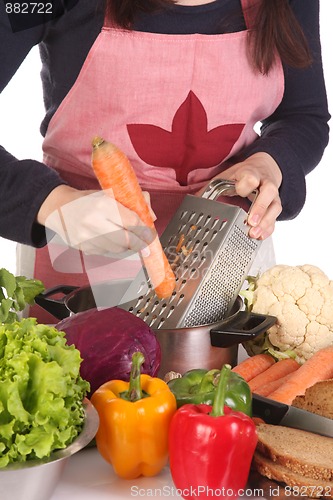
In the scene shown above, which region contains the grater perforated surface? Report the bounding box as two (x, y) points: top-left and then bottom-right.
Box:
(183, 224), (258, 326)
(120, 185), (261, 329)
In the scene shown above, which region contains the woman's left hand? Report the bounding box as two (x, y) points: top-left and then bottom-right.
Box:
(208, 152), (283, 240)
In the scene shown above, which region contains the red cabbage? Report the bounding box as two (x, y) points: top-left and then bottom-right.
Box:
(55, 307), (161, 394)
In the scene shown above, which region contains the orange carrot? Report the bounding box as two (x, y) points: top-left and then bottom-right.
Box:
(249, 358), (300, 393)
(231, 353), (276, 382)
(254, 372), (295, 397)
(91, 137), (176, 299)
(268, 346), (333, 405)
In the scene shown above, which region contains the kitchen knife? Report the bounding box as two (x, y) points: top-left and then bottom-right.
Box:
(252, 393), (333, 438)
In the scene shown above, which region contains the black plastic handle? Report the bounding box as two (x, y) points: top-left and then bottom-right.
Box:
(34, 285), (78, 320)
(209, 311), (276, 348)
(251, 394), (289, 424)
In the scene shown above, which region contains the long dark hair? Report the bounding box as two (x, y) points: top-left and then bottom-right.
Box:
(105, 0), (312, 74)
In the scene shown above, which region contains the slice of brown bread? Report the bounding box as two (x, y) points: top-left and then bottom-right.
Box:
(292, 380), (333, 419)
(253, 451), (333, 499)
(256, 423), (333, 481)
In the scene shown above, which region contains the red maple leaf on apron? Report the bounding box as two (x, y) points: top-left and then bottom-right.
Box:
(127, 91), (245, 186)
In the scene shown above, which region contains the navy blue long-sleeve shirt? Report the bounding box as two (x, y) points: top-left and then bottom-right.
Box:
(0, 0), (330, 246)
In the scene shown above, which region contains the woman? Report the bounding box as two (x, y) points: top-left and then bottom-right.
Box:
(0, 0), (330, 321)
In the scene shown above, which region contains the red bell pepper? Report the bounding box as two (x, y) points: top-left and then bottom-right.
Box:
(168, 364), (258, 499)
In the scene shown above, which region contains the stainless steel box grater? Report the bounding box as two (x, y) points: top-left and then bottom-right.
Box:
(119, 179), (261, 329)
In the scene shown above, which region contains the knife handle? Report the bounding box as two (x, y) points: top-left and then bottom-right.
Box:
(252, 394), (289, 424)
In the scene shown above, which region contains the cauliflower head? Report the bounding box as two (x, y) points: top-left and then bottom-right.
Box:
(242, 264), (333, 364)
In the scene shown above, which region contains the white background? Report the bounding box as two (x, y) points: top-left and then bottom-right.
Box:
(0, 1), (333, 277)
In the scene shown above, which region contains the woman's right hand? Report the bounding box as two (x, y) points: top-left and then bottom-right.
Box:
(37, 185), (156, 256)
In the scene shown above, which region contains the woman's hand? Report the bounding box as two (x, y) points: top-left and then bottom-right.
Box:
(211, 152), (283, 240)
(37, 185), (156, 256)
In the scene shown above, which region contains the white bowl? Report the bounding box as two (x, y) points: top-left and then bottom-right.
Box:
(0, 398), (99, 500)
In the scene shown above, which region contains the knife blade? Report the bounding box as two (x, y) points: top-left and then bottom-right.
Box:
(252, 393), (333, 438)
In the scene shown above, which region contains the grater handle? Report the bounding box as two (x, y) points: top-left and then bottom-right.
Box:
(34, 285), (78, 320)
(201, 178), (258, 214)
(209, 311), (276, 348)
(201, 179), (237, 200)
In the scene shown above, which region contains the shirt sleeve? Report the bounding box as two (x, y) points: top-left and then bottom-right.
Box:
(0, 2), (67, 247)
(233, 0), (330, 221)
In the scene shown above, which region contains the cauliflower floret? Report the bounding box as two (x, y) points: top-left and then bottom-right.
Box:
(263, 301), (308, 350)
(243, 264), (333, 363)
(294, 321), (333, 363)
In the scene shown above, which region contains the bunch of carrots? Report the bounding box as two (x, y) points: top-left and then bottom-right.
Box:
(232, 346), (333, 405)
(91, 137), (176, 299)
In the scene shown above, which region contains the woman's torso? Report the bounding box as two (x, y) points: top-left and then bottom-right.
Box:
(39, 0), (251, 137)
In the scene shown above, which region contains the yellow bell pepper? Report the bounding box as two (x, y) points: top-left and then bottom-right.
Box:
(91, 352), (177, 479)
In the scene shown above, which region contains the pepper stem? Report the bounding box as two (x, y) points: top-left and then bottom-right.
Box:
(210, 364), (231, 417)
(198, 369), (220, 393)
(127, 351), (145, 402)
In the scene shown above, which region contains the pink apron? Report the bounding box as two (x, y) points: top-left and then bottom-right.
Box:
(32, 0), (284, 322)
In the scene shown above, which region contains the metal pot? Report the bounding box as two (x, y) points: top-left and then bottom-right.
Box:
(35, 281), (276, 378)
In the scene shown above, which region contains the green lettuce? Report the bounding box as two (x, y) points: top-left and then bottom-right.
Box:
(0, 318), (90, 467)
(0, 268), (45, 323)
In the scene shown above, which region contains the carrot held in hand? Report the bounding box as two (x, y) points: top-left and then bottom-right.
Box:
(248, 358), (300, 393)
(231, 354), (275, 382)
(91, 136), (176, 299)
(268, 346), (333, 405)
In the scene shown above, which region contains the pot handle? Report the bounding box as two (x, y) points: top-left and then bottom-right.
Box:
(34, 285), (78, 320)
(209, 311), (276, 348)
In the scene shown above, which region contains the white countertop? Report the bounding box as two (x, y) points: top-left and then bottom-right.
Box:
(50, 447), (176, 500)
(50, 446), (273, 500)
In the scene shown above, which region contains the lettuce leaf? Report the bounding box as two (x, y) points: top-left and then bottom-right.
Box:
(0, 268), (45, 323)
(0, 318), (89, 467)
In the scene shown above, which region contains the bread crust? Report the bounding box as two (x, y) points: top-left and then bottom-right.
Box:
(292, 380), (333, 419)
(252, 379), (333, 495)
(256, 424), (333, 481)
(253, 451), (333, 499)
